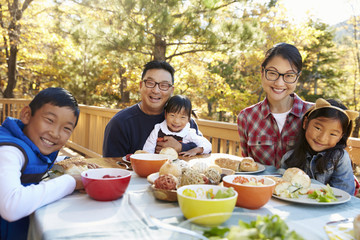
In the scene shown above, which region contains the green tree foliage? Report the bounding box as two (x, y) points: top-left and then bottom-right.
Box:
(1, 0), (359, 133)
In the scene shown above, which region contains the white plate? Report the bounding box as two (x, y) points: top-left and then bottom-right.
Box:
(272, 184), (351, 205)
(122, 156), (131, 163)
(236, 163), (266, 174)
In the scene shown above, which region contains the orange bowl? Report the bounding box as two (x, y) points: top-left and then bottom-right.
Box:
(222, 175), (275, 209)
(130, 154), (169, 177)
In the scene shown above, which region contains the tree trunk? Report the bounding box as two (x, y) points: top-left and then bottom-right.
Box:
(3, 0), (34, 98)
(353, 116), (360, 138)
(4, 45), (17, 98)
(119, 65), (129, 103)
(153, 34), (166, 61)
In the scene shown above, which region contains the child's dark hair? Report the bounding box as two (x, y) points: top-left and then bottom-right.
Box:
(164, 95), (197, 119)
(261, 43), (302, 73)
(283, 99), (353, 173)
(29, 87), (80, 126)
(142, 60), (175, 84)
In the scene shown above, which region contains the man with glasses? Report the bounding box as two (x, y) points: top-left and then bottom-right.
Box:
(103, 60), (199, 157)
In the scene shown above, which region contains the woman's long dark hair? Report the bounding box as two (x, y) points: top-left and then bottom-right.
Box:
(284, 99), (353, 173)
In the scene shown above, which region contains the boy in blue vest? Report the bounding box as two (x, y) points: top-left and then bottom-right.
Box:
(0, 87), (84, 240)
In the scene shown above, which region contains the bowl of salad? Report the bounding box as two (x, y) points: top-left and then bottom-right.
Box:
(176, 184), (237, 226)
(173, 212), (307, 240)
(222, 175), (275, 209)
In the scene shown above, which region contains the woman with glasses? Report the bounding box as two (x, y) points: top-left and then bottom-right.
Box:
(237, 43), (313, 168)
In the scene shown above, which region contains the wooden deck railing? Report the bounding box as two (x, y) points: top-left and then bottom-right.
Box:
(1, 98), (360, 165)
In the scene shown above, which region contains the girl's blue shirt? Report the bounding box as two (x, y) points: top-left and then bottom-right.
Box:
(281, 149), (355, 195)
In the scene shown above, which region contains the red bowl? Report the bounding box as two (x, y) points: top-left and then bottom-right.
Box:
(222, 175), (275, 209)
(130, 154), (168, 177)
(81, 168), (131, 201)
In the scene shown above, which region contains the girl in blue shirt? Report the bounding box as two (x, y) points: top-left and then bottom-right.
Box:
(281, 98), (359, 195)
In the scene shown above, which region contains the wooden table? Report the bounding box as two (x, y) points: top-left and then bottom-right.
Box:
(84, 157), (127, 169)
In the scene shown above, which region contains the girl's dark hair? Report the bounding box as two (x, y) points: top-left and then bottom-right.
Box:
(29, 87), (80, 127)
(261, 43), (302, 73)
(164, 95), (197, 119)
(284, 99), (353, 173)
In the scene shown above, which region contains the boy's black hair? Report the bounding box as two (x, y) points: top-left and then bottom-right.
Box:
(164, 95), (197, 119)
(283, 99), (353, 174)
(261, 43), (303, 73)
(141, 60), (175, 84)
(29, 87), (80, 126)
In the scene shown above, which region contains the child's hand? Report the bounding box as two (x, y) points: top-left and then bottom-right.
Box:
(87, 163), (100, 169)
(72, 174), (85, 191)
(179, 147), (203, 157)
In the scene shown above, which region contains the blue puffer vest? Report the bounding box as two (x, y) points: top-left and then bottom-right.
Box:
(0, 117), (59, 240)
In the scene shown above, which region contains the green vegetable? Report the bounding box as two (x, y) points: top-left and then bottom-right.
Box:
(203, 214), (304, 240)
(307, 184), (337, 202)
(214, 187), (235, 199)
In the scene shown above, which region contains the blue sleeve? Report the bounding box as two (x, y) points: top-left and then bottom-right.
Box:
(181, 118), (200, 151)
(329, 151), (355, 195)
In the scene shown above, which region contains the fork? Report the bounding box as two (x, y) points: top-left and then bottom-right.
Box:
(127, 194), (208, 239)
(148, 215), (209, 240)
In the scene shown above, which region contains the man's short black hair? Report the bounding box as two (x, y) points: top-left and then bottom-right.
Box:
(29, 87), (80, 126)
(141, 60), (175, 84)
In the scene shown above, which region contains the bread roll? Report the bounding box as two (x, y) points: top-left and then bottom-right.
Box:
(135, 150), (149, 154)
(191, 161), (209, 174)
(214, 158), (241, 171)
(265, 176), (282, 184)
(52, 157), (88, 176)
(274, 180), (291, 197)
(160, 147), (178, 161)
(159, 161), (182, 178)
(282, 167), (311, 189)
(239, 157), (258, 172)
(206, 164), (222, 174)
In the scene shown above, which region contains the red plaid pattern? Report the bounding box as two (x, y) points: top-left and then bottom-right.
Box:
(237, 94), (313, 168)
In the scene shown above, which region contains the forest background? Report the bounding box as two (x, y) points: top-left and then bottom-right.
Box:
(1, 0), (360, 137)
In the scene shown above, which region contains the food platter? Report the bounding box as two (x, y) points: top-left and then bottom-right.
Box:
(272, 184), (351, 205)
(235, 163), (265, 174)
(187, 153), (265, 174)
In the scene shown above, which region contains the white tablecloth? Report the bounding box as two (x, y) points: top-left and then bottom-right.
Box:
(28, 168), (360, 240)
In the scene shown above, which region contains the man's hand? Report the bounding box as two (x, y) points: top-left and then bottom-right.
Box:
(155, 136), (182, 153)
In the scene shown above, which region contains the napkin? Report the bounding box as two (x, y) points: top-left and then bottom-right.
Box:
(324, 220), (354, 240)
